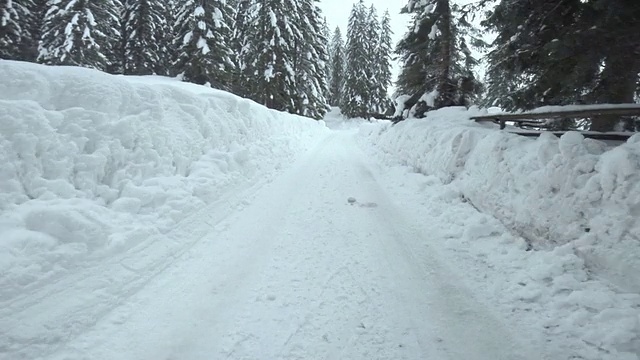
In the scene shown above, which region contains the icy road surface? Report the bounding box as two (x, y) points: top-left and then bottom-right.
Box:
(3, 131), (538, 360)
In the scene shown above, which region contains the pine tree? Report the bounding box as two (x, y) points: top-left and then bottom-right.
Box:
(0, 0), (33, 60)
(239, 0), (328, 118)
(173, 0), (235, 88)
(23, 0), (46, 61)
(327, 26), (345, 107)
(242, 0), (299, 111)
(156, 0), (177, 76)
(321, 17), (332, 104)
(110, 3), (128, 74)
(396, 0), (483, 117)
(483, 0), (596, 111)
(292, 0), (329, 119)
(229, 0), (254, 95)
(363, 5), (380, 112)
(483, 0), (640, 131)
(374, 10), (393, 114)
(342, 0), (370, 118)
(122, 0), (167, 75)
(342, 2), (393, 118)
(39, 0), (122, 70)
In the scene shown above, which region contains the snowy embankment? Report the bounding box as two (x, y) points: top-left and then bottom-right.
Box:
(359, 107), (640, 359)
(0, 61), (328, 299)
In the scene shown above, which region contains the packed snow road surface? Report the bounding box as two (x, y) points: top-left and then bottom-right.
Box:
(2, 130), (538, 360)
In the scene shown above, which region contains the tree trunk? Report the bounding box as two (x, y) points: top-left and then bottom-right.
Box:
(436, 0), (454, 108)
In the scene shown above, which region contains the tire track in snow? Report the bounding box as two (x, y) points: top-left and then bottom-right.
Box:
(188, 131), (538, 360)
(0, 135), (335, 360)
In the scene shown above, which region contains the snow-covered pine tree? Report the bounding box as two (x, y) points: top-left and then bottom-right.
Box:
(39, 0), (122, 70)
(122, 0), (167, 75)
(396, 0), (482, 117)
(229, 0), (254, 95)
(363, 5), (380, 113)
(111, 3), (128, 74)
(374, 9), (393, 114)
(327, 26), (345, 107)
(0, 0), (33, 60)
(173, 0), (235, 88)
(292, 0), (329, 119)
(321, 16), (332, 105)
(156, 0), (177, 76)
(242, 0), (299, 112)
(341, 0), (370, 118)
(106, 1), (125, 74)
(23, 0), (47, 61)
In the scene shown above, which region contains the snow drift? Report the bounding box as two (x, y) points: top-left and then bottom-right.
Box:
(0, 60), (328, 297)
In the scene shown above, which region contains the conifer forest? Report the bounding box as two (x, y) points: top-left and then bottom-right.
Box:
(1, 0), (639, 130)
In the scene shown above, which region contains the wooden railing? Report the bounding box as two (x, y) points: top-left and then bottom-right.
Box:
(470, 105), (640, 141)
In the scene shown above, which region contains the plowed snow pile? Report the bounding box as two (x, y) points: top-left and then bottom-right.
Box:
(359, 107), (640, 359)
(0, 61), (328, 298)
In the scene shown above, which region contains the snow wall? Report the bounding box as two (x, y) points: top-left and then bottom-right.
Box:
(360, 107), (640, 293)
(0, 61), (328, 293)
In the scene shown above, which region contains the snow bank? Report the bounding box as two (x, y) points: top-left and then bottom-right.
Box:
(359, 107), (640, 358)
(0, 61), (327, 296)
(359, 107), (639, 287)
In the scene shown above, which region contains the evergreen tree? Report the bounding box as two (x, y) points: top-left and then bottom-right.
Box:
(483, 0), (640, 131)
(483, 0), (597, 111)
(110, 2), (128, 74)
(39, 0), (122, 70)
(173, 0), (235, 88)
(342, 2), (394, 118)
(157, 0), (177, 76)
(242, 0), (299, 111)
(0, 0), (33, 60)
(342, 0), (370, 118)
(396, 0), (483, 117)
(363, 5), (380, 112)
(23, 0), (46, 61)
(230, 0), (254, 95)
(292, 0), (329, 119)
(122, 0), (167, 75)
(321, 17), (332, 104)
(327, 26), (345, 107)
(374, 10), (393, 114)
(590, 1), (640, 131)
(240, 0), (328, 118)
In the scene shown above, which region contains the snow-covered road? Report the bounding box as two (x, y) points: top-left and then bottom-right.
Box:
(6, 130), (539, 360)
(3, 62), (638, 360)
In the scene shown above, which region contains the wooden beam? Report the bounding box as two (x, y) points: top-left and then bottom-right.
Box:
(471, 106), (640, 122)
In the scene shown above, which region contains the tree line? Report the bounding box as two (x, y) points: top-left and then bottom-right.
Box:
(325, 0), (394, 119)
(0, 0), (395, 121)
(0, 0), (330, 119)
(2, 0), (639, 130)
